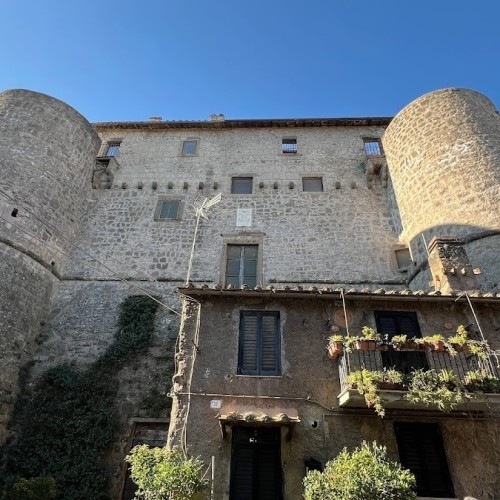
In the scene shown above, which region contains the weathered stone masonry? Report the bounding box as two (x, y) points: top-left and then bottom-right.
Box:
(0, 87), (499, 499)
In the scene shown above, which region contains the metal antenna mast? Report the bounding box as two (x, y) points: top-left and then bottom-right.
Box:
(185, 193), (222, 285)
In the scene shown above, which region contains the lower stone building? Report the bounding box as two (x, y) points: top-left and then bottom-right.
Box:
(168, 286), (500, 499)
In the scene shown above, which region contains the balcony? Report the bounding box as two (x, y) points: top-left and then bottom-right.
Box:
(337, 347), (500, 414)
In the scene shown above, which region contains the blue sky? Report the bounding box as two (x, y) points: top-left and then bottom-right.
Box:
(1, 1), (499, 122)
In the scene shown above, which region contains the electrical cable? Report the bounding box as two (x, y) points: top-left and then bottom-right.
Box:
(0, 212), (181, 315)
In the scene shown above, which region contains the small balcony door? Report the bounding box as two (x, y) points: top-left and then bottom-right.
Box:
(375, 311), (428, 373)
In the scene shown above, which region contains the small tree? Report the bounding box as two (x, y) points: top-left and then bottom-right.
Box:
(303, 441), (416, 500)
(125, 446), (208, 500)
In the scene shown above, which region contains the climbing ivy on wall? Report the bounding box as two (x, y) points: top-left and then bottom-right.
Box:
(0, 295), (159, 500)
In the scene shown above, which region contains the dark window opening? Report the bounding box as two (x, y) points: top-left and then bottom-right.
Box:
(375, 311), (428, 374)
(363, 139), (383, 155)
(231, 177), (253, 194)
(395, 248), (412, 270)
(182, 140), (197, 156)
(226, 245), (258, 288)
(282, 138), (297, 154)
(395, 422), (454, 498)
(159, 200), (180, 220)
(238, 311), (280, 376)
(302, 177), (323, 192)
(11, 208), (18, 217)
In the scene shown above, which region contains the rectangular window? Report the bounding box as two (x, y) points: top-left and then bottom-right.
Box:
(182, 140), (197, 156)
(302, 177), (323, 192)
(282, 138), (297, 154)
(226, 245), (258, 288)
(238, 311), (280, 376)
(395, 248), (412, 270)
(395, 422), (454, 498)
(159, 200), (180, 220)
(231, 177), (253, 194)
(105, 142), (121, 157)
(363, 138), (384, 155)
(374, 311), (428, 373)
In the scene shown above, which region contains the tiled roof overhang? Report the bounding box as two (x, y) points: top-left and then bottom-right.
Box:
(178, 285), (500, 303)
(93, 116), (392, 131)
(217, 411), (300, 440)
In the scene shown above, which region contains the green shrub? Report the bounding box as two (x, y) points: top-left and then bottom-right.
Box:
(1, 476), (56, 500)
(125, 446), (208, 500)
(303, 441), (416, 500)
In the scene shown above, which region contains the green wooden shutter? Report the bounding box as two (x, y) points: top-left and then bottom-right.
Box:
(239, 311), (280, 375)
(260, 313), (280, 375)
(240, 313), (259, 374)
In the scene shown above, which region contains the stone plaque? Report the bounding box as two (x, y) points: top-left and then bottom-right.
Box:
(236, 208), (252, 227)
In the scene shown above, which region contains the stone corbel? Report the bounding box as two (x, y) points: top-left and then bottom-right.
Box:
(365, 156), (387, 189)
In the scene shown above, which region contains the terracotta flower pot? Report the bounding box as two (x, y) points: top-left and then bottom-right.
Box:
(378, 382), (404, 391)
(431, 340), (446, 352)
(395, 341), (419, 351)
(327, 341), (343, 359)
(355, 340), (377, 351)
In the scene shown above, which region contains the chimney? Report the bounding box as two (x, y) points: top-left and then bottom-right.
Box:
(427, 236), (480, 294)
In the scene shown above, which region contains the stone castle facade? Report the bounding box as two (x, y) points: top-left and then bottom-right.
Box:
(0, 88), (499, 498)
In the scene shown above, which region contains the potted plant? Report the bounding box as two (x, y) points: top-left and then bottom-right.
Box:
(406, 369), (466, 411)
(327, 335), (344, 359)
(410, 337), (427, 352)
(467, 339), (489, 360)
(463, 369), (500, 393)
(355, 327), (381, 351)
(448, 325), (469, 353)
(379, 368), (405, 390)
(422, 334), (446, 352)
(391, 334), (419, 351)
(347, 369), (385, 417)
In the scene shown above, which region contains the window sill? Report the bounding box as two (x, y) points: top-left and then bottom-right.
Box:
(235, 374), (284, 379)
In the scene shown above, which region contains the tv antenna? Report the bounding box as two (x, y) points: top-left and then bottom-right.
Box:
(185, 193), (222, 285)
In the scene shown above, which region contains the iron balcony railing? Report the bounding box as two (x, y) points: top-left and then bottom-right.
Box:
(339, 346), (500, 394)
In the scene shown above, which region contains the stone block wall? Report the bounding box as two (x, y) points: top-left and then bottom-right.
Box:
(0, 244), (56, 442)
(383, 88), (500, 275)
(68, 125), (407, 288)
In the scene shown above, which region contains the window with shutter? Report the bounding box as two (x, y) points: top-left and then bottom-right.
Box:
(238, 311), (280, 376)
(226, 245), (258, 288)
(375, 311), (428, 373)
(395, 422), (454, 498)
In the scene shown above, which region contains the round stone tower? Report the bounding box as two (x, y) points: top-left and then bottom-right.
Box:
(383, 88), (500, 290)
(0, 89), (100, 442)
